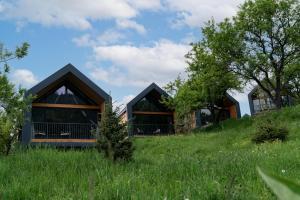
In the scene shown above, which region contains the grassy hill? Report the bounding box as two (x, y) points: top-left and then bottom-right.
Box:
(1, 105), (300, 199)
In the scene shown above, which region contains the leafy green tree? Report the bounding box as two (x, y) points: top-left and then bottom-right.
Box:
(96, 103), (134, 162)
(185, 43), (241, 125)
(284, 62), (300, 102)
(163, 39), (240, 130)
(163, 77), (198, 133)
(0, 42), (30, 155)
(203, 0), (300, 109)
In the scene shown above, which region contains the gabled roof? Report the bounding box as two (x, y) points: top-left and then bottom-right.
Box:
(127, 82), (169, 109)
(225, 92), (241, 118)
(225, 92), (239, 106)
(122, 83), (170, 118)
(27, 63), (110, 101)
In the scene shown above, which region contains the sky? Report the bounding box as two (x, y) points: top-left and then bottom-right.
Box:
(0, 0), (251, 115)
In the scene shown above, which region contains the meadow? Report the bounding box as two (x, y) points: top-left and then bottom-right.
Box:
(1, 106), (300, 199)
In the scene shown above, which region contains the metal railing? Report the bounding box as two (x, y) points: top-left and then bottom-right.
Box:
(129, 124), (174, 136)
(31, 122), (97, 139)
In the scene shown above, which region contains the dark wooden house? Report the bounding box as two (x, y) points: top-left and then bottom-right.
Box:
(248, 86), (292, 115)
(22, 64), (110, 146)
(120, 83), (175, 136)
(193, 93), (241, 128)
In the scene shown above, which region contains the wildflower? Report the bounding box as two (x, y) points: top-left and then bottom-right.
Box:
(281, 169), (286, 173)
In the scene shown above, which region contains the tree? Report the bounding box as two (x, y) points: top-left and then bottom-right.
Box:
(163, 77), (199, 133)
(185, 43), (241, 125)
(284, 62), (300, 102)
(0, 42), (30, 155)
(163, 40), (240, 131)
(96, 103), (134, 162)
(203, 0), (300, 109)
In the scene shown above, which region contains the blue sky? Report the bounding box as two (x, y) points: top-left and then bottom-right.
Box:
(0, 0), (251, 115)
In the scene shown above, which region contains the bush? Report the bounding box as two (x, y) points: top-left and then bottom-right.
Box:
(252, 119), (288, 144)
(0, 116), (17, 155)
(96, 103), (134, 162)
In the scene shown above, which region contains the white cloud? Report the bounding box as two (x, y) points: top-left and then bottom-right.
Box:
(181, 32), (197, 44)
(72, 34), (95, 47)
(11, 69), (38, 88)
(165, 0), (245, 28)
(90, 39), (190, 87)
(116, 19), (146, 34)
(113, 94), (135, 110)
(0, 2), (4, 12)
(0, 0), (158, 30)
(128, 0), (161, 10)
(73, 30), (125, 47)
(97, 30), (126, 45)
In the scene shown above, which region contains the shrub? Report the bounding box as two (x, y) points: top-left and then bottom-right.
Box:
(96, 103), (134, 162)
(252, 119), (288, 144)
(0, 116), (17, 155)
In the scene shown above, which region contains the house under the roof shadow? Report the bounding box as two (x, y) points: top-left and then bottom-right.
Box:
(120, 83), (175, 136)
(22, 63), (111, 147)
(248, 86), (293, 115)
(194, 93), (241, 128)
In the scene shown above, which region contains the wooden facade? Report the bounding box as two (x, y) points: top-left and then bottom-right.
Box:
(22, 64), (110, 146)
(192, 93), (241, 128)
(120, 83), (175, 136)
(248, 86), (292, 115)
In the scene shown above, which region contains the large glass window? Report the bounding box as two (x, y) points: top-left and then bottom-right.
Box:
(132, 93), (169, 112)
(132, 114), (174, 135)
(34, 83), (97, 105)
(32, 108), (98, 124)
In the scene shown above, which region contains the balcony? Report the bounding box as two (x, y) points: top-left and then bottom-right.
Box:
(130, 124), (174, 136)
(31, 122), (97, 143)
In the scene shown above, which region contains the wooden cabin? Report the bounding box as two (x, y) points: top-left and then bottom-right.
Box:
(248, 86), (292, 115)
(193, 93), (241, 128)
(120, 83), (175, 136)
(21, 64), (110, 146)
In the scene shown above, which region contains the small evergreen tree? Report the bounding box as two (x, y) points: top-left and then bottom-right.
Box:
(96, 103), (134, 162)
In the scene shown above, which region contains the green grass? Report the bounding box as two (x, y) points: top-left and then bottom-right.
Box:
(1, 106), (300, 199)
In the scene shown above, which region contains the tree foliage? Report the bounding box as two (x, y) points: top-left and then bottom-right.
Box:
(204, 0), (300, 108)
(0, 42), (30, 155)
(163, 29), (241, 130)
(96, 103), (134, 162)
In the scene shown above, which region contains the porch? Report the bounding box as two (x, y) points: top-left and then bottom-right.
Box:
(130, 123), (174, 136)
(31, 122), (97, 143)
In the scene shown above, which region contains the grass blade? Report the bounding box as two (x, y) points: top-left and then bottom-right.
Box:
(257, 167), (300, 200)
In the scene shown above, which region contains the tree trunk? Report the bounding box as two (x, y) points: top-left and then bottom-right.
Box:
(274, 75), (282, 110)
(209, 104), (219, 126)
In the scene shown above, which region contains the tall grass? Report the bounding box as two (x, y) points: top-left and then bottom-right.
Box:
(0, 105), (300, 199)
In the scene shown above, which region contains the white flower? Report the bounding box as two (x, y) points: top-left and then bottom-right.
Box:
(281, 169), (286, 173)
(10, 133), (14, 137)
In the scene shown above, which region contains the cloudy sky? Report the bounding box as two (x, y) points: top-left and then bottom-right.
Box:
(0, 0), (251, 114)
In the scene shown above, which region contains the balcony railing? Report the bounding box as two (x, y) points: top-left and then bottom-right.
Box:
(130, 124), (174, 136)
(31, 122), (97, 139)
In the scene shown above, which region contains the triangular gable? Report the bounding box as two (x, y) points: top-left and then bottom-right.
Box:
(27, 63), (110, 102)
(127, 83), (169, 108)
(126, 83), (171, 119)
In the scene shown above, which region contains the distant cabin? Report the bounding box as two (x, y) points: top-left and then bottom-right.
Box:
(120, 83), (175, 136)
(22, 64), (110, 147)
(193, 93), (241, 128)
(248, 86), (292, 115)
(120, 83), (241, 135)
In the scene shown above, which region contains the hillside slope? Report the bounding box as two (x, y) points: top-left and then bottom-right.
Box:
(0, 105), (300, 199)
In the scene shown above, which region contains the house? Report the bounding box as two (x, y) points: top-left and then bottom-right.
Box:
(193, 93), (241, 128)
(120, 83), (241, 135)
(120, 83), (175, 136)
(21, 64), (111, 146)
(248, 86), (292, 115)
